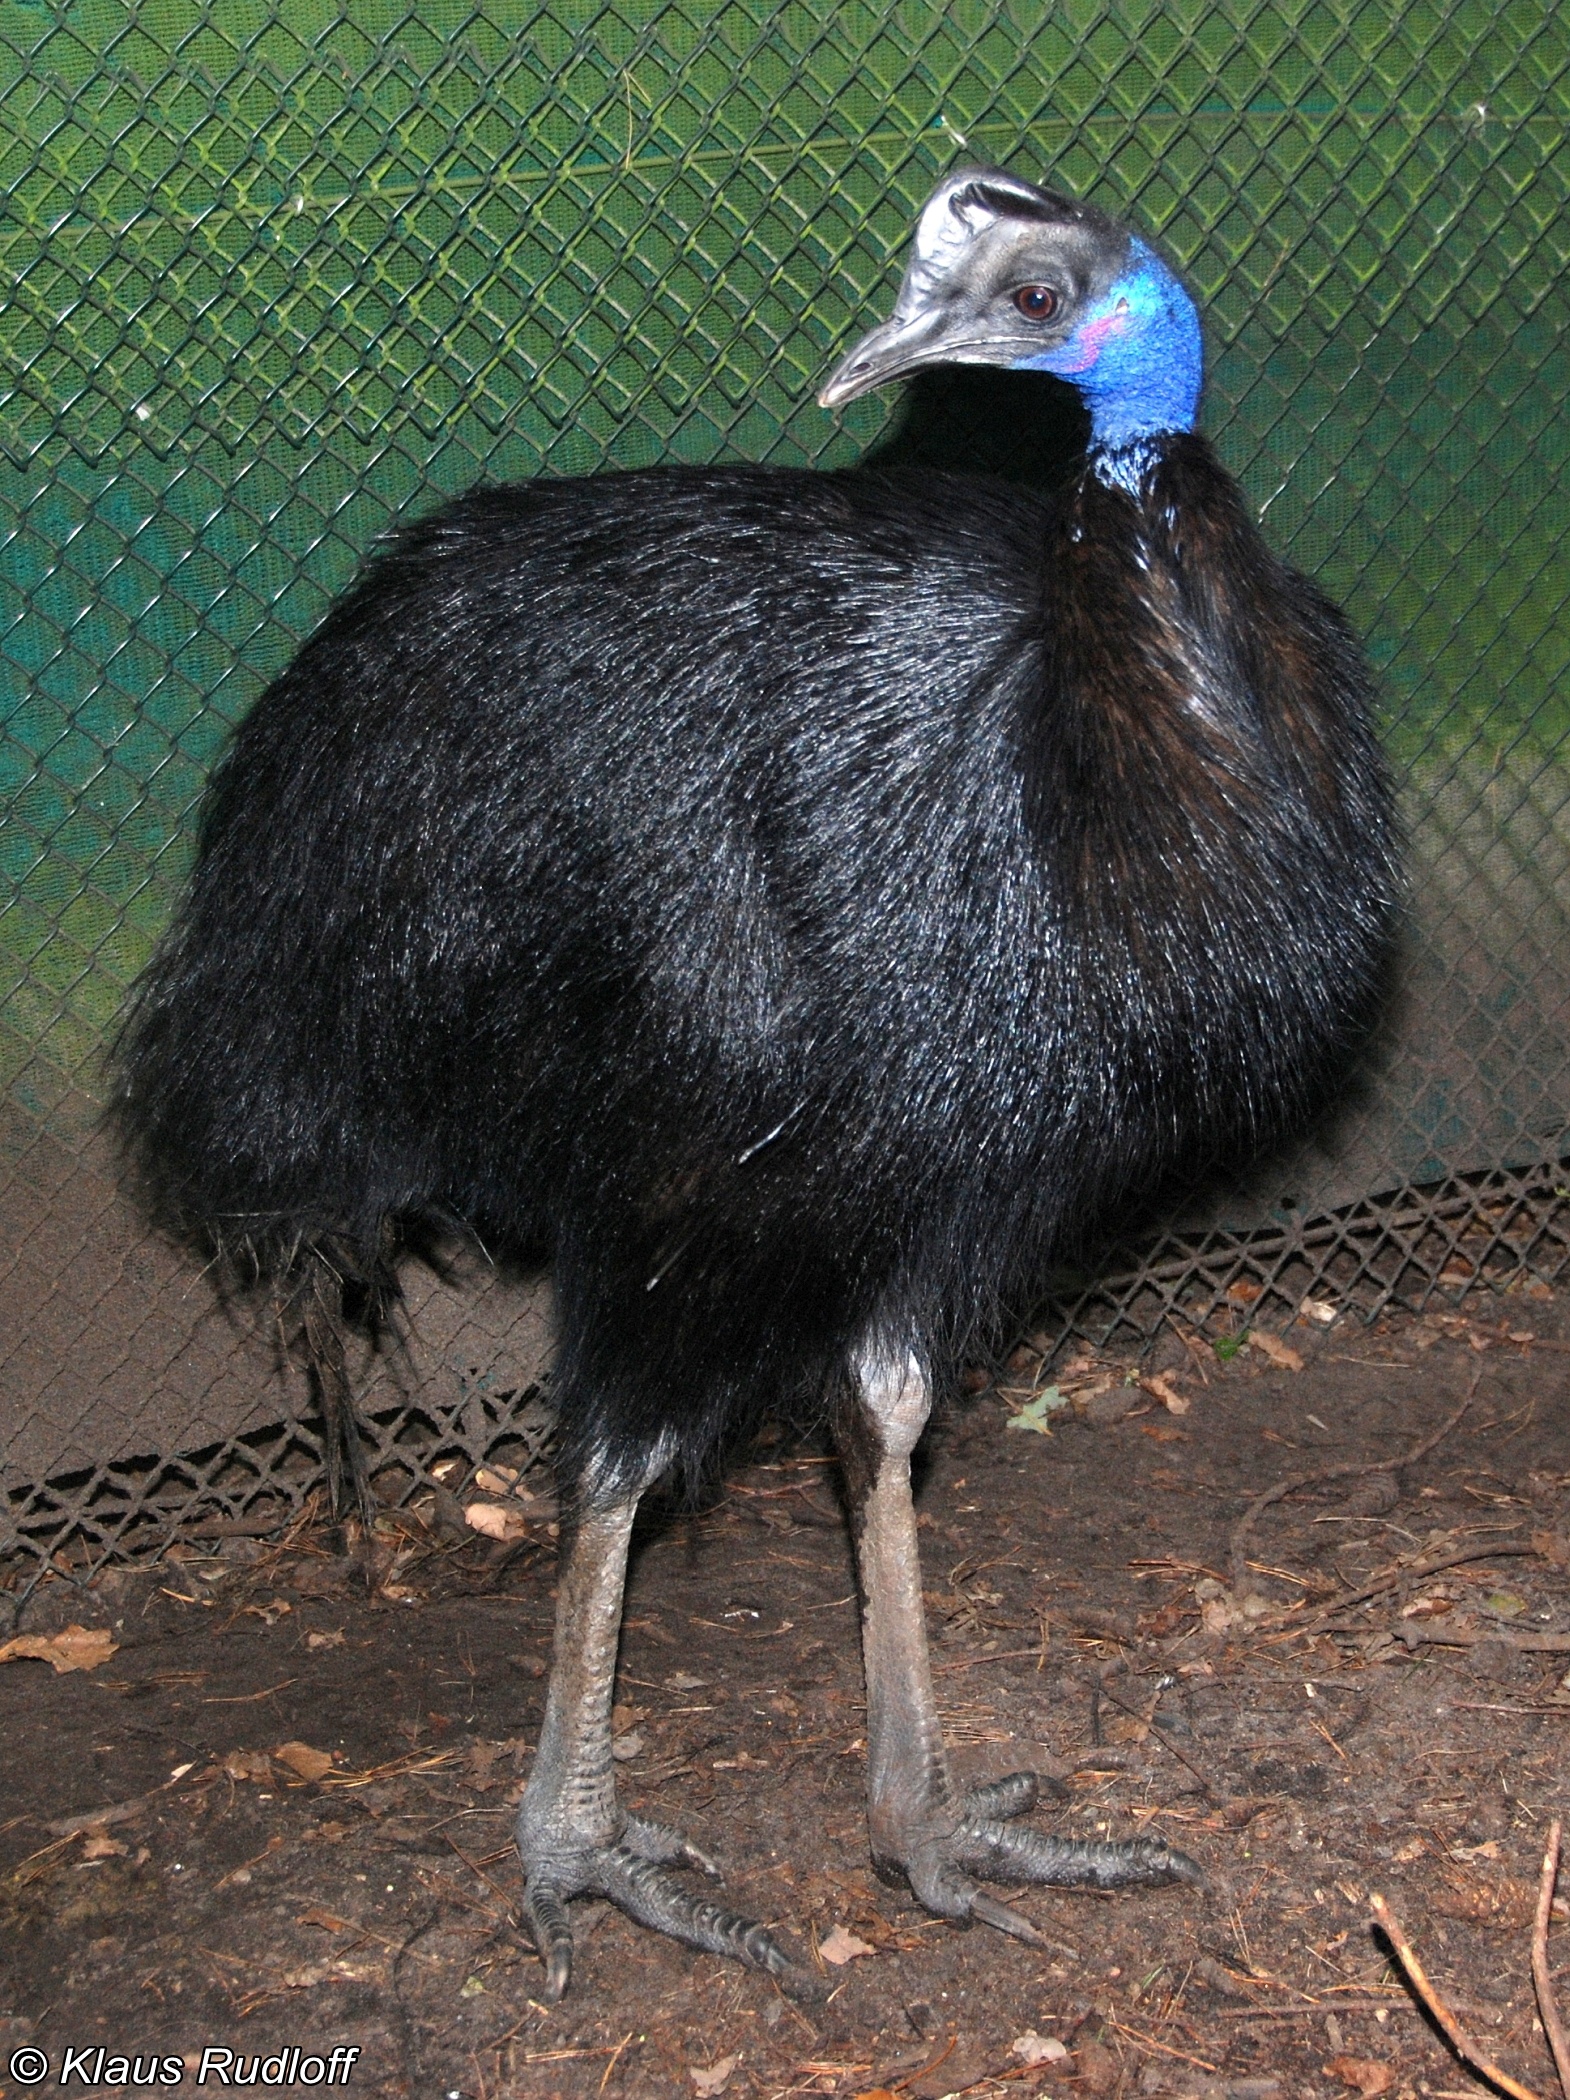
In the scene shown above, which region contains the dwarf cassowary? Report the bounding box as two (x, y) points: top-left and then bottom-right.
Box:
(112, 168), (1398, 1996)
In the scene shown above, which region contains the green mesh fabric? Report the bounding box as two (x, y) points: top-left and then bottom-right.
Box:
(2, 4), (1567, 1552)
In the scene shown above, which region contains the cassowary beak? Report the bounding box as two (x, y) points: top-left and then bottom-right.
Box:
(818, 312), (955, 409)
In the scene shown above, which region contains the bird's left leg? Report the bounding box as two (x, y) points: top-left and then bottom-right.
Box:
(516, 1482), (807, 2000)
(839, 1346), (1201, 1943)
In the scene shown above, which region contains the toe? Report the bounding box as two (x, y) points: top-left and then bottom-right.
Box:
(519, 1812), (816, 1996)
(961, 1771), (1040, 1822)
(622, 1813), (723, 1878)
(606, 1844), (794, 1974)
(957, 1818), (1203, 1891)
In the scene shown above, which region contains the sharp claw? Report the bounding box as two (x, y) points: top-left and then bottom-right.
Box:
(682, 1840), (724, 1880)
(970, 1889), (1049, 1944)
(1160, 1842), (1207, 1890)
(525, 1879), (574, 2000)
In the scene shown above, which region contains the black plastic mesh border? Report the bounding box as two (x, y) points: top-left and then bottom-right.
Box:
(1, 1366), (555, 1607)
(4, 1156), (1564, 1603)
(1037, 1154), (1570, 1353)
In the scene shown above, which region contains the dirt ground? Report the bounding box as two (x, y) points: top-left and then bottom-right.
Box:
(2, 1291), (1568, 2100)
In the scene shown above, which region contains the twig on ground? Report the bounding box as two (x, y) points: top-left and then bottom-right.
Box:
(891, 2034), (955, 2092)
(1229, 1374), (1478, 1590)
(1093, 1674), (1224, 1805)
(445, 1833), (518, 1918)
(1369, 1889), (1545, 2100)
(1398, 1628), (1570, 1655)
(1298, 1538), (1537, 1631)
(4, 1832), (76, 1886)
(1102, 2014), (1219, 2072)
(1215, 1998), (1406, 2018)
(1531, 1821), (1570, 2100)
(598, 2032), (637, 2093)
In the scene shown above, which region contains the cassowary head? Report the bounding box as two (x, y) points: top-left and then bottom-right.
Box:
(820, 167), (1201, 452)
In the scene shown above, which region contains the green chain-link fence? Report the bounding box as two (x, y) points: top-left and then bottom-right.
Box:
(4, 1), (1568, 1575)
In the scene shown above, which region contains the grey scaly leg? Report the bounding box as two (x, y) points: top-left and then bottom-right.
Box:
(839, 1347), (1202, 1942)
(516, 1492), (811, 1999)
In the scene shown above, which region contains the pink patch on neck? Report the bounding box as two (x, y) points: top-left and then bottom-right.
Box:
(1052, 299), (1132, 376)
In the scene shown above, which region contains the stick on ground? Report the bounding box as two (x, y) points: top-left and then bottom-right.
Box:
(1532, 1820), (1570, 2100)
(1229, 1372), (1478, 1590)
(1369, 1890), (1544, 2100)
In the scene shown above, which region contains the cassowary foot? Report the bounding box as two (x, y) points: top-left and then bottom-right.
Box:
(521, 1814), (818, 2002)
(872, 1772), (1204, 1946)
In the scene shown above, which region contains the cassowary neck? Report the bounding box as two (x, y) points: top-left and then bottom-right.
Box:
(1078, 240), (1203, 495)
(1036, 434), (1283, 861)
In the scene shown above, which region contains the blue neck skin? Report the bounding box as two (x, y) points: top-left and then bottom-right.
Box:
(1012, 237), (1202, 494)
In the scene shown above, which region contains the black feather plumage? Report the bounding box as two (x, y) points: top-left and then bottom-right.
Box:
(113, 436), (1397, 1499)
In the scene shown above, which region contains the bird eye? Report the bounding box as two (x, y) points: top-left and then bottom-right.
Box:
(1013, 284), (1059, 321)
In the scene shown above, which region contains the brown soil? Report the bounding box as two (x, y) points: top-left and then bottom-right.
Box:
(2, 1295), (1568, 2100)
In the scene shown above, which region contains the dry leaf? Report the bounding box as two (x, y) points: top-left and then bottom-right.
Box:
(222, 1749), (274, 1783)
(1105, 1715), (1150, 1746)
(240, 1599), (291, 1624)
(0, 1624), (118, 1674)
(463, 1500), (529, 1542)
(474, 1464), (519, 1492)
(1010, 2032), (1068, 2064)
(279, 1964), (331, 1990)
(1400, 1593), (1454, 1619)
(1139, 1372), (1190, 1413)
(838, 1910), (924, 1953)
(1139, 1600), (1186, 1637)
(297, 1907), (350, 1931)
(79, 1833), (128, 1860)
(689, 2054), (740, 2095)
(1140, 1421), (1186, 1443)
(464, 1739), (503, 1784)
(306, 1630), (346, 1650)
(1248, 1330), (1304, 1371)
(1201, 1595), (1243, 1636)
(1005, 1385), (1070, 1432)
(274, 1741), (335, 1782)
(1483, 1590), (1527, 1617)
(818, 1923), (876, 1965)
(1323, 2057), (1394, 2097)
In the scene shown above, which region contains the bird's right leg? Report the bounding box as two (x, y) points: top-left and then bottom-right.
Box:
(840, 1344), (1200, 1940)
(516, 1487), (807, 1999)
